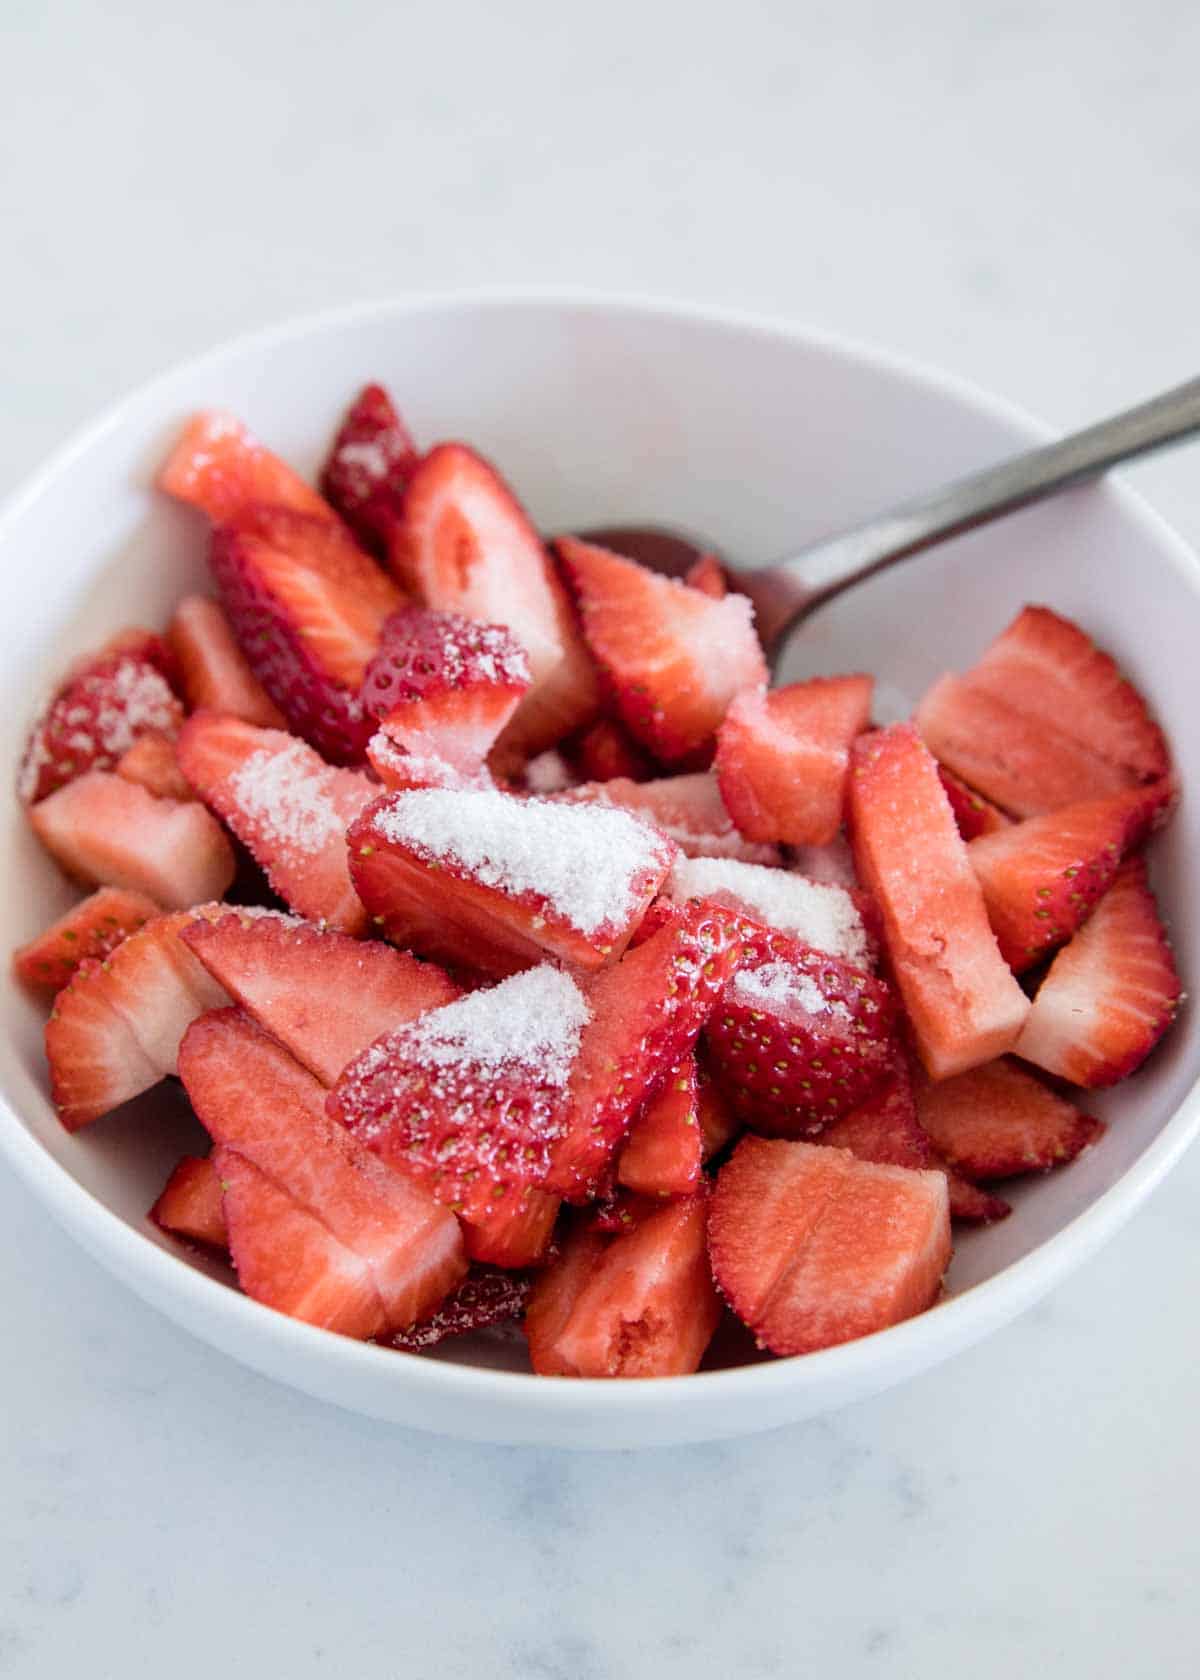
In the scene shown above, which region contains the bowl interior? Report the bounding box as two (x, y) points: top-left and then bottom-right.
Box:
(2, 296), (1197, 1384)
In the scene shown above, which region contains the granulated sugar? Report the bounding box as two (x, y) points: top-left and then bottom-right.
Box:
(523, 750), (576, 794)
(731, 958), (851, 1022)
(372, 787), (670, 935)
(386, 964), (590, 1086)
(228, 740), (344, 855)
(666, 855), (869, 967)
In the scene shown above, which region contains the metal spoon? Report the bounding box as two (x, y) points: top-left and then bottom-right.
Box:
(579, 375), (1200, 665)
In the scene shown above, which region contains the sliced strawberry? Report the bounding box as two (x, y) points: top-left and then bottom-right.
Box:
(388, 1266), (532, 1352)
(320, 383), (419, 554)
(180, 1009), (466, 1331)
(29, 772), (236, 910)
(789, 835), (860, 890)
(394, 444), (598, 756)
(13, 886), (159, 995)
(182, 909), (460, 1086)
(167, 595), (286, 728)
(696, 1054), (741, 1160)
(945, 1175), (1012, 1224)
(562, 772), (781, 866)
(80, 628), (181, 693)
(360, 607), (530, 773)
(524, 1220), (609, 1375)
(616, 1054), (702, 1198)
(663, 852), (872, 968)
(573, 718), (654, 783)
(348, 785), (674, 976)
(684, 552), (728, 599)
(709, 1136), (951, 1355)
(1015, 856), (1181, 1087)
(915, 1057), (1105, 1179)
(584, 1189), (662, 1234)
(461, 1188), (561, 1269)
(530, 1192), (721, 1377)
(546, 900), (747, 1198)
(176, 715), (375, 933)
(150, 1155), (228, 1250)
(938, 766), (1012, 840)
(968, 780), (1172, 971)
(558, 534), (767, 766)
(716, 676), (873, 846)
(704, 925), (897, 1136)
(115, 733), (193, 802)
(158, 411), (331, 525)
(848, 724), (1029, 1078)
(45, 909), (230, 1129)
(19, 653), (184, 805)
(364, 726), (491, 793)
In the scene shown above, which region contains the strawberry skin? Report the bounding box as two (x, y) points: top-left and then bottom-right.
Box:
(320, 383), (419, 554)
(1015, 856), (1181, 1087)
(151, 1155), (228, 1250)
(558, 534), (767, 766)
(938, 766), (1011, 841)
(158, 410), (332, 526)
(167, 595), (286, 728)
(616, 1053), (702, 1198)
(562, 772), (781, 866)
(14, 886), (159, 995)
(968, 780), (1172, 971)
(915, 1057), (1105, 1179)
(19, 653), (183, 805)
(461, 1188), (561, 1269)
(389, 1266), (532, 1353)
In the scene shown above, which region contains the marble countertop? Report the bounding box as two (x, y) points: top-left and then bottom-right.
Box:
(3, 1), (1199, 1672)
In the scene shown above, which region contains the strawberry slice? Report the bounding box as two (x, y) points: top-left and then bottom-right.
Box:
(78, 628), (181, 692)
(848, 724), (1030, 1078)
(663, 853), (872, 967)
(360, 607), (530, 774)
(182, 909), (460, 1086)
(45, 909), (230, 1129)
(696, 1054), (741, 1160)
(684, 552), (728, 598)
(388, 1266), (532, 1353)
(14, 886), (159, 995)
(789, 835), (860, 890)
(19, 652), (184, 805)
(180, 1008), (466, 1332)
(394, 444), (598, 756)
(616, 1054), (702, 1198)
(364, 727), (491, 794)
(461, 1188), (561, 1269)
(945, 1175), (1012, 1225)
(176, 715), (375, 933)
(158, 410), (332, 525)
(545, 900), (747, 1198)
(167, 595), (286, 728)
(709, 1136), (952, 1355)
(115, 733), (193, 802)
(348, 785), (674, 976)
(558, 534), (767, 765)
(1015, 856), (1181, 1087)
(968, 780), (1172, 972)
(30, 772), (236, 910)
(528, 1192), (721, 1377)
(573, 718), (654, 783)
(151, 1155), (228, 1250)
(704, 925), (897, 1136)
(562, 772), (781, 866)
(915, 1057), (1105, 1179)
(716, 676), (873, 846)
(584, 1189), (661, 1234)
(320, 383), (419, 554)
(938, 766), (1012, 841)
(524, 1220), (609, 1375)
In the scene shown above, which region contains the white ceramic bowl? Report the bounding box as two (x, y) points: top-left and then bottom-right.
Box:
(2, 294), (1197, 1450)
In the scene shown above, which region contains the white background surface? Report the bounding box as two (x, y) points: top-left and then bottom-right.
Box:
(3, 1), (1199, 1673)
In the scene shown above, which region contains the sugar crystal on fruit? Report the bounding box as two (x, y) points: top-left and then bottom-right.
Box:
(666, 855), (868, 966)
(228, 741), (344, 855)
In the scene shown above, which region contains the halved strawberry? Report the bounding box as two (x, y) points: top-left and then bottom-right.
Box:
(1015, 856), (1181, 1087)
(915, 1057), (1105, 1179)
(19, 653), (184, 805)
(30, 772), (236, 910)
(524, 1220), (609, 1375)
(968, 780), (1172, 971)
(616, 1053), (702, 1198)
(320, 383), (419, 554)
(394, 444), (598, 756)
(704, 925), (897, 1136)
(573, 718), (654, 783)
(167, 595), (286, 728)
(45, 909), (230, 1129)
(360, 607), (530, 774)
(348, 785), (674, 976)
(663, 853), (872, 968)
(150, 1155), (228, 1250)
(389, 1265), (532, 1352)
(848, 724), (1029, 1078)
(938, 766), (1012, 841)
(461, 1188), (561, 1269)
(684, 552), (728, 599)
(182, 909), (460, 1085)
(696, 1054), (741, 1160)
(180, 1008), (466, 1331)
(562, 772), (781, 865)
(709, 1136), (951, 1355)
(176, 715), (375, 933)
(558, 535), (767, 765)
(716, 676), (873, 847)
(158, 411), (332, 525)
(115, 733), (193, 802)
(529, 1192), (721, 1377)
(364, 727), (491, 793)
(945, 1175), (1012, 1224)
(14, 886), (159, 995)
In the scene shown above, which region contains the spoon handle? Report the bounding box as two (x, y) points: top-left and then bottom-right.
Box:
(747, 374), (1200, 651)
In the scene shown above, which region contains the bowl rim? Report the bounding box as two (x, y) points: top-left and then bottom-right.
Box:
(2, 286), (1198, 1417)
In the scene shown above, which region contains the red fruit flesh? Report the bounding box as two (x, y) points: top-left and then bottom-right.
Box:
(573, 718), (654, 784)
(696, 1055), (741, 1160)
(848, 724), (1029, 1078)
(684, 552), (728, 598)
(388, 1266), (532, 1352)
(151, 1156), (229, 1250)
(176, 715), (375, 934)
(461, 1188), (561, 1268)
(558, 534), (767, 765)
(562, 773), (781, 866)
(709, 1136), (951, 1355)
(29, 772), (236, 910)
(364, 727), (491, 794)
(167, 595), (286, 728)
(945, 1175), (1012, 1224)
(182, 909), (461, 1086)
(115, 733), (192, 802)
(320, 383), (419, 554)
(19, 653), (183, 805)
(525, 1222), (609, 1375)
(915, 1057), (1105, 1180)
(158, 411), (332, 525)
(14, 886), (159, 995)
(938, 766), (1012, 841)
(617, 1054), (702, 1197)
(1015, 856), (1181, 1087)
(716, 676), (873, 847)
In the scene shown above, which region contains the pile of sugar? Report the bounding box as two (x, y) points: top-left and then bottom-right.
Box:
(731, 959), (851, 1022)
(228, 741), (344, 856)
(390, 965), (590, 1086)
(372, 787), (669, 935)
(666, 855), (869, 967)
